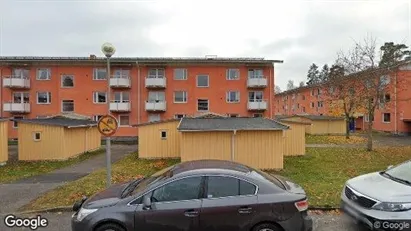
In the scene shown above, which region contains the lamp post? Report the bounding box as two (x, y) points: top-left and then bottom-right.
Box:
(101, 42), (116, 187)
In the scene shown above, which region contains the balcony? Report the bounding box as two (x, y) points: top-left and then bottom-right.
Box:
(248, 100), (267, 111)
(110, 76), (131, 88)
(2, 76), (30, 89)
(145, 76), (166, 88)
(3, 103), (31, 113)
(109, 101), (131, 112)
(247, 77), (267, 88)
(145, 101), (166, 112)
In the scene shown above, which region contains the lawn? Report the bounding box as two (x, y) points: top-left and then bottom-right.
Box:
(22, 146), (411, 211)
(306, 134), (367, 145)
(0, 148), (105, 184)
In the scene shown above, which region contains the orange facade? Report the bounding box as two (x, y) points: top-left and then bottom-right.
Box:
(275, 63), (411, 134)
(0, 57), (282, 139)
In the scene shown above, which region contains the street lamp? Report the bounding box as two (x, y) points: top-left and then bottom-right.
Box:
(101, 42), (116, 187)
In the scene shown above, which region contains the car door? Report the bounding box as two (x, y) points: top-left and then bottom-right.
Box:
(134, 176), (204, 231)
(199, 176), (258, 231)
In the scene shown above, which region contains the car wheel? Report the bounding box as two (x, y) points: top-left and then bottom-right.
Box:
(95, 223), (125, 231)
(252, 223), (282, 231)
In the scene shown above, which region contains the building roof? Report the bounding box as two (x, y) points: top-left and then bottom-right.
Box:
(177, 117), (289, 131)
(274, 116), (312, 125)
(132, 118), (180, 127)
(12, 116), (97, 128)
(283, 114), (344, 121)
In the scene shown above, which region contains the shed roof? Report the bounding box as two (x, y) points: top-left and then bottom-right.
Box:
(0, 117), (9, 122)
(178, 117), (289, 131)
(276, 114), (344, 121)
(12, 116), (97, 128)
(133, 118), (180, 127)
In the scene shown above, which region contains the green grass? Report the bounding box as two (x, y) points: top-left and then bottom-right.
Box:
(0, 149), (105, 184)
(22, 147), (411, 211)
(305, 134), (367, 145)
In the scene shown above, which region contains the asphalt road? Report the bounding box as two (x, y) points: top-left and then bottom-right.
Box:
(0, 212), (369, 231)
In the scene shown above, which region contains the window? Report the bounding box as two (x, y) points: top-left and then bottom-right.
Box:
(37, 68), (51, 80)
(248, 69), (263, 79)
(197, 75), (209, 87)
(148, 68), (165, 78)
(151, 177), (202, 202)
(206, 176), (256, 198)
(148, 91), (165, 102)
(93, 68), (107, 80)
(310, 102), (315, 108)
(383, 113), (391, 123)
(114, 92), (130, 102)
(197, 99), (209, 111)
(13, 92), (29, 103)
(292, 94), (295, 99)
(248, 91), (263, 102)
(329, 86), (335, 94)
(318, 101), (323, 108)
(33, 132), (41, 141)
(380, 75), (390, 86)
(302, 95), (306, 100)
(227, 114), (239, 117)
(297, 103), (300, 109)
(302, 107), (306, 113)
(37, 92), (51, 104)
(311, 89), (315, 96)
(62, 100), (74, 112)
(253, 113), (263, 118)
(174, 91), (187, 103)
(161, 130), (167, 139)
(93, 92), (107, 104)
(174, 114), (186, 119)
(317, 88), (322, 95)
(61, 75), (74, 87)
(174, 69), (187, 80)
(93, 115), (103, 122)
(381, 93), (391, 103)
(226, 91), (240, 103)
(364, 114), (374, 122)
(119, 115), (130, 126)
(12, 68), (29, 79)
(13, 116), (23, 128)
(113, 69), (130, 78)
(148, 114), (160, 122)
(226, 69), (239, 80)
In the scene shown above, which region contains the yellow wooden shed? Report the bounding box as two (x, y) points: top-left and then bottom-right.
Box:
(14, 116), (101, 161)
(278, 115), (346, 135)
(178, 117), (289, 170)
(0, 118), (8, 165)
(276, 119), (311, 156)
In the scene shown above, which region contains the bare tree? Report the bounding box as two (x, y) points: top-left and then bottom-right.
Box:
(275, 85), (282, 94)
(287, 80), (295, 90)
(299, 81), (305, 87)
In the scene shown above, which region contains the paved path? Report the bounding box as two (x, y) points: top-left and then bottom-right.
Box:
(307, 134), (411, 148)
(0, 145), (137, 215)
(0, 212), (369, 231)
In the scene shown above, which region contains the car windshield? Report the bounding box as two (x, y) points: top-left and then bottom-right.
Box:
(130, 165), (175, 196)
(385, 160), (411, 183)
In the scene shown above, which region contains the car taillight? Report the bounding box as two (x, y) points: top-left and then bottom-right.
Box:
(295, 199), (308, 212)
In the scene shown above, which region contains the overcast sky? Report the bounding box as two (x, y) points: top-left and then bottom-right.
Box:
(0, 0), (409, 90)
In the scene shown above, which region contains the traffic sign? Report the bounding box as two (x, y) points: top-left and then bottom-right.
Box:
(97, 115), (118, 136)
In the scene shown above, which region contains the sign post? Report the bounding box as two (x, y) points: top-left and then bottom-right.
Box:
(97, 115), (118, 187)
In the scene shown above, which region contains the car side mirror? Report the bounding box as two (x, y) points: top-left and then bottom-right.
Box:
(387, 165), (394, 170)
(143, 195), (151, 210)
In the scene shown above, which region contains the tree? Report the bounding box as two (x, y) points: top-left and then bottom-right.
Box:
(299, 81), (305, 87)
(306, 63), (320, 85)
(319, 64), (330, 82)
(274, 85), (282, 94)
(286, 80), (296, 90)
(379, 42), (411, 68)
(329, 64), (345, 80)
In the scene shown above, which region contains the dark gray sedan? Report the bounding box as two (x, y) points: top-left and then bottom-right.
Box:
(71, 159), (313, 231)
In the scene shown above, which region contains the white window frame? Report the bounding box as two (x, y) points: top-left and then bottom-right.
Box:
(13, 116), (24, 128)
(226, 91), (240, 103)
(364, 114), (369, 122)
(148, 114), (161, 122)
(174, 69), (187, 80)
(248, 69), (264, 79)
(113, 69), (130, 79)
(92, 115), (103, 122)
(174, 114), (186, 119)
(37, 92), (51, 104)
(148, 91), (165, 102)
(197, 99), (209, 111)
(174, 91), (187, 103)
(160, 130), (167, 140)
(33, 132), (42, 142)
(13, 92), (30, 103)
(310, 102), (315, 108)
(93, 92), (107, 104)
(196, 75), (209, 87)
(62, 100), (74, 112)
(148, 68), (165, 79)
(248, 91), (263, 102)
(226, 69), (240, 80)
(380, 75), (390, 86)
(93, 68), (107, 80)
(61, 75), (74, 88)
(114, 92), (130, 103)
(118, 115), (130, 127)
(36, 68), (51, 80)
(382, 113), (391, 123)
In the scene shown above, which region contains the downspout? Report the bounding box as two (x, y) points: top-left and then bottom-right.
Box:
(394, 71), (398, 135)
(231, 130), (237, 161)
(136, 61), (141, 124)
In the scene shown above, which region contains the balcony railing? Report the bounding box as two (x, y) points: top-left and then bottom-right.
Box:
(145, 76), (166, 88)
(110, 75), (131, 88)
(3, 102), (31, 113)
(109, 101), (131, 112)
(247, 99), (268, 110)
(2, 75), (30, 88)
(247, 76), (267, 88)
(145, 101), (166, 111)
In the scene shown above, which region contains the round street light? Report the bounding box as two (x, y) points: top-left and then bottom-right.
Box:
(101, 42), (116, 58)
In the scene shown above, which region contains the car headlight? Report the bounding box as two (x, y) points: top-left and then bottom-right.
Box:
(76, 208), (98, 221)
(372, 202), (411, 212)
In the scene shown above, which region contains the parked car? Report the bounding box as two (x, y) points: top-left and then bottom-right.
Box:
(341, 159), (411, 230)
(71, 159), (312, 231)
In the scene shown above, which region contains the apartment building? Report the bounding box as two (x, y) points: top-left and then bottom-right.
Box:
(0, 56), (283, 139)
(275, 61), (411, 134)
